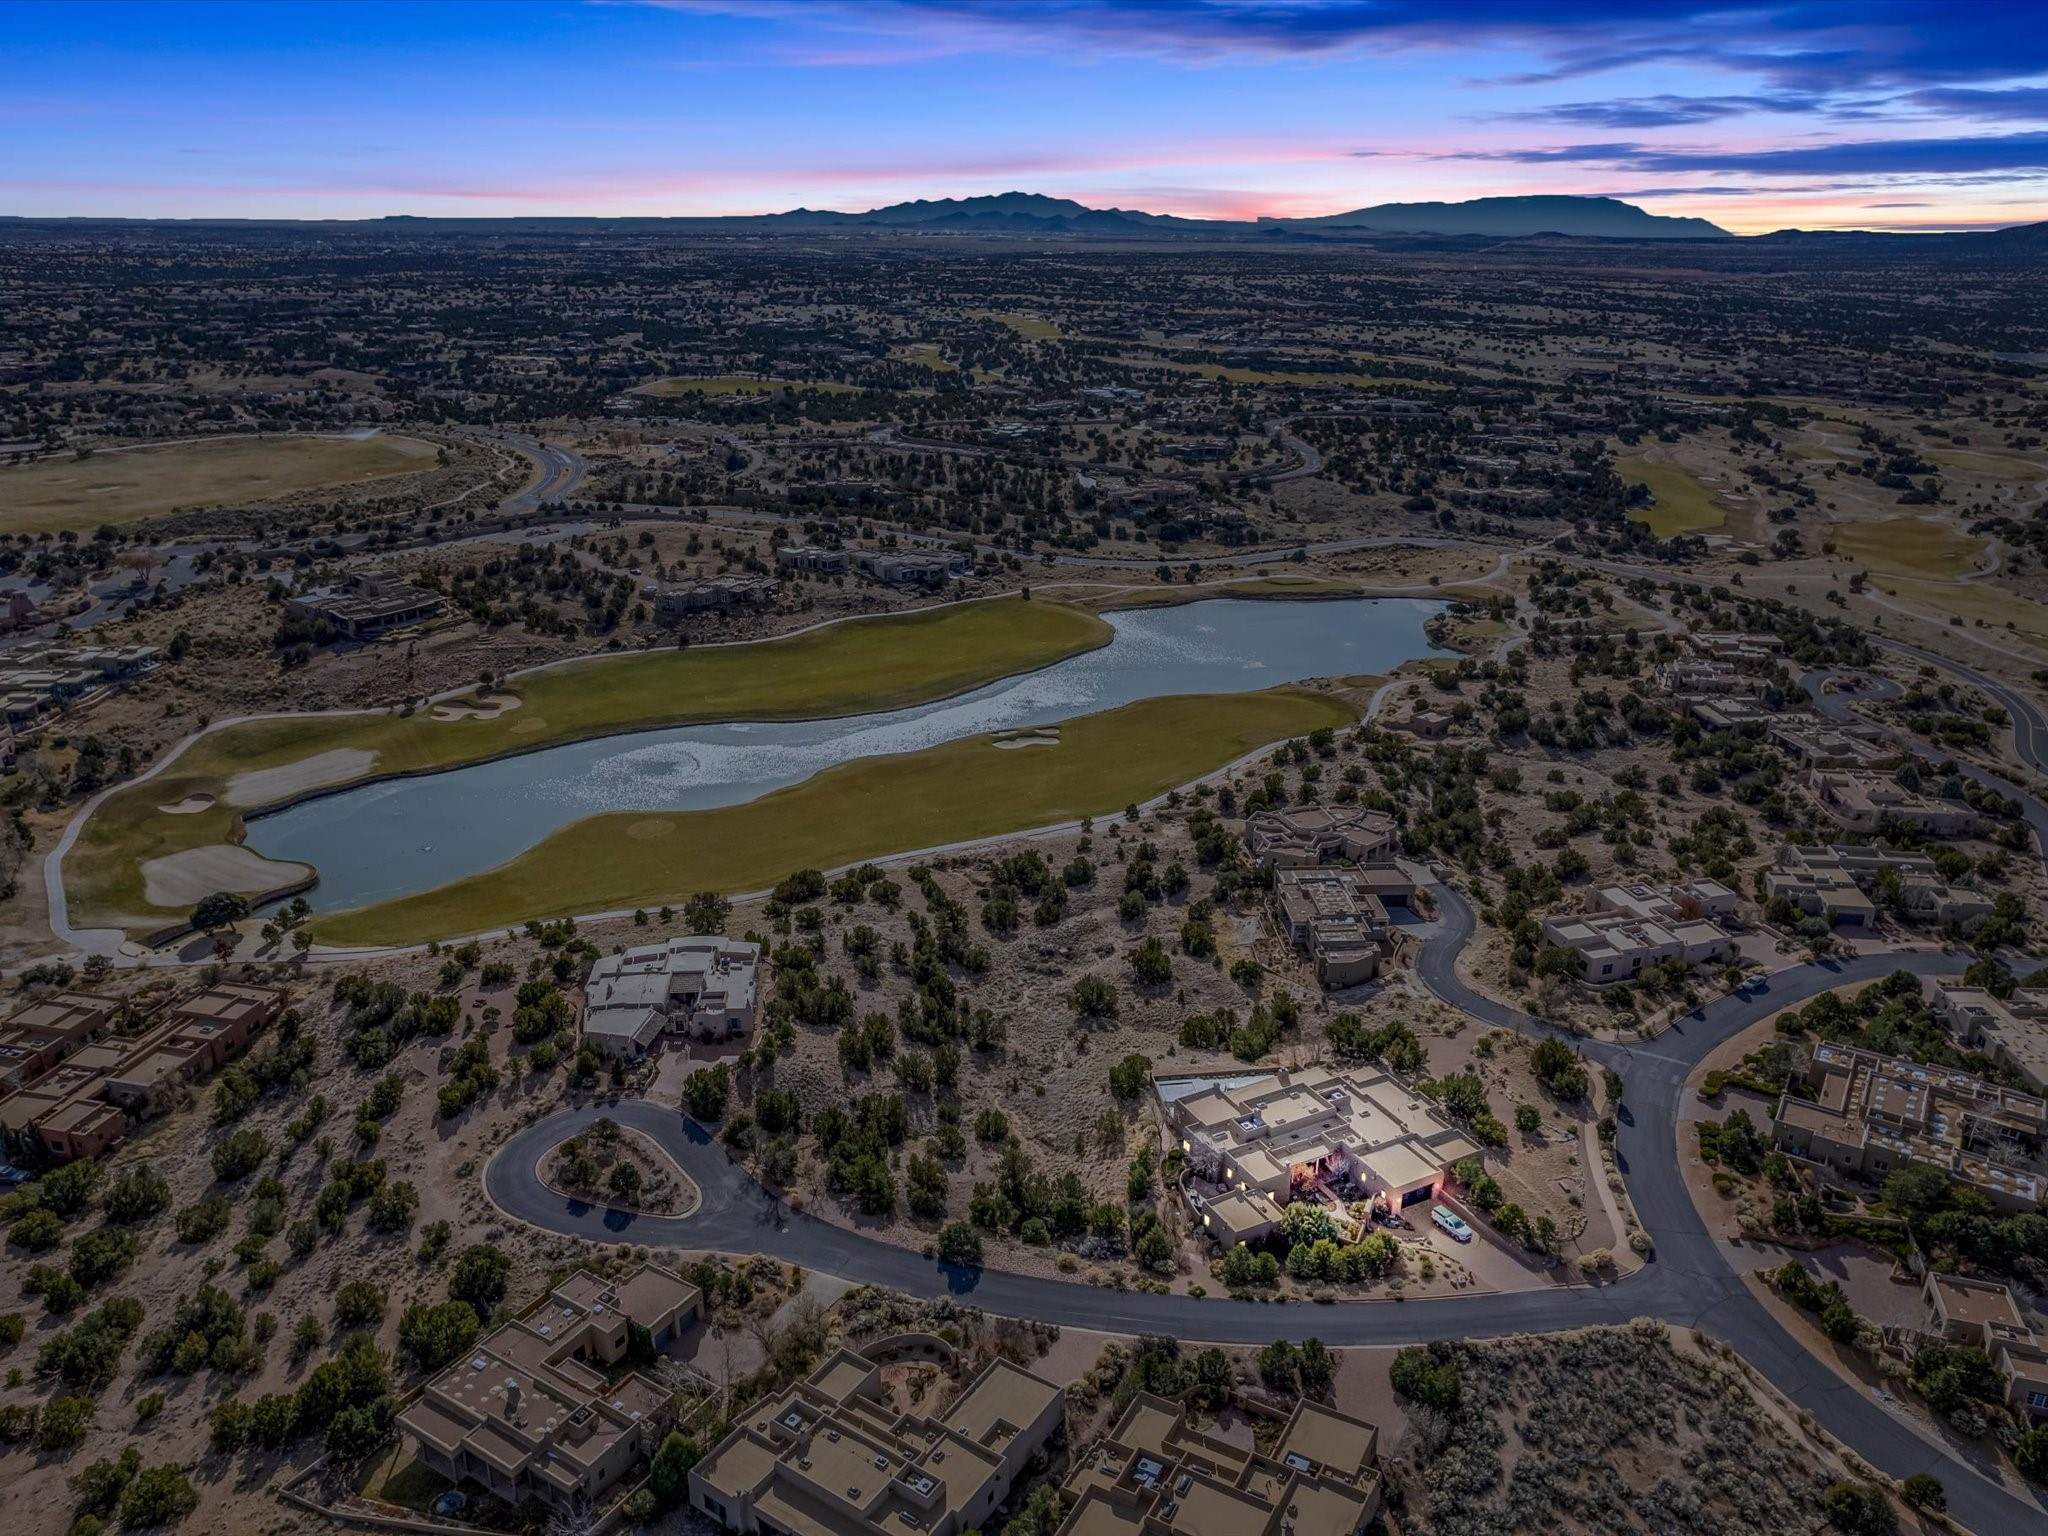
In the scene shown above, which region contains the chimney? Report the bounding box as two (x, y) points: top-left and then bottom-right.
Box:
(504, 1378), (521, 1417)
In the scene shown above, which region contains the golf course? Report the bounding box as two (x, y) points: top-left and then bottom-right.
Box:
(311, 687), (1357, 945)
(1622, 459), (1728, 536)
(65, 597), (1112, 931)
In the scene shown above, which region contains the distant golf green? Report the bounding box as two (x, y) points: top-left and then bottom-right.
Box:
(1623, 460), (1727, 535)
(314, 687), (1357, 945)
(67, 597), (1110, 930)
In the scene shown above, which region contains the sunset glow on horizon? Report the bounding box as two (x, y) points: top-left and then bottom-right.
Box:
(5, 0), (2046, 234)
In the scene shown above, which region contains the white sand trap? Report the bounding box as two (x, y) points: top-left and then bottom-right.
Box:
(157, 793), (217, 815)
(430, 690), (522, 722)
(142, 844), (310, 908)
(993, 728), (1061, 750)
(224, 747), (376, 808)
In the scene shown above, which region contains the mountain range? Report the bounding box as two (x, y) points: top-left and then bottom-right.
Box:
(744, 191), (1732, 240)
(8, 194), (2041, 245)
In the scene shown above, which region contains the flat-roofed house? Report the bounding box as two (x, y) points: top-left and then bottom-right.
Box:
(1244, 805), (1397, 869)
(1806, 769), (1982, 838)
(1538, 910), (1732, 985)
(1162, 1066), (1477, 1215)
(653, 575), (777, 622)
(0, 984), (284, 1160)
(691, 1348), (1061, 1536)
(286, 570), (443, 640)
(775, 544), (850, 574)
(1935, 979), (2048, 1093)
(0, 992), (118, 1089)
(1057, 1391), (1381, 1536)
(1762, 843), (1989, 929)
(1274, 867), (1389, 988)
(856, 549), (972, 586)
(1919, 1273), (2048, 1426)
(1587, 879), (1739, 926)
(1771, 1041), (2045, 1214)
(97, 984), (285, 1113)
(398, 1264), (699, 1512)
(19, 1089), (127, 1161)
(581, 935), (762, 1058)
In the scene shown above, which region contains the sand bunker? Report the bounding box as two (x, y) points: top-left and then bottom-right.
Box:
(992, 728), (1061, 750)
(224, 747), (376, 808)
(157, 793), (217, 815)
(142, 844), (310, 909)
(430, 690), (522, 722)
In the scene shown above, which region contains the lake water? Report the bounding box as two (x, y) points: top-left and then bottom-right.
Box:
(245, 596), (1449, 912)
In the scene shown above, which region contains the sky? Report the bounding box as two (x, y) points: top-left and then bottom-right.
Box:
(4, 1), (2048, 233)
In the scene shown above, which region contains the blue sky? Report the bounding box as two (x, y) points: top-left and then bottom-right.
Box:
(4, 1), (2046, 231)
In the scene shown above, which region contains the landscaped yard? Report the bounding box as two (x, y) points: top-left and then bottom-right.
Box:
(1621, 459), (1727, 535)
(66, 597), (1112, 931)
(313, 687), (1358, 945)
(0, 432), (440, 532)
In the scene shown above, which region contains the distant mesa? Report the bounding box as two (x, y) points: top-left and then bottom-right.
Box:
(1270, 195), (1732, 241)
(750, 190), (1731, 241)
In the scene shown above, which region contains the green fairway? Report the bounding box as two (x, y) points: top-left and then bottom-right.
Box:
(313, 687), (1358, 945)
(67, 597), (1110, 931)
(1832, 516), (1987, 578)
(1622, 460), (1727, 535)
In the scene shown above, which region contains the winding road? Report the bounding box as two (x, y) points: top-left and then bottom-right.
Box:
(463, 562), (2048, 1532)
(490, 908), (2042, 1531)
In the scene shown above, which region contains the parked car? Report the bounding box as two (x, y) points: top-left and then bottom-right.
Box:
(1738, 974), (1769, 995)
(1432, 1205), (1473, 1243)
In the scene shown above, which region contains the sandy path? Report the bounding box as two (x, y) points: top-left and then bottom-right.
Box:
(223, 746), (376, 808)
(141, 844), (310, 907)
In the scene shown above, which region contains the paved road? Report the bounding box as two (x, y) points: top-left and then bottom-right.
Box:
(467, 551), (2048, 1532)
(488, 907), (2042, 1531)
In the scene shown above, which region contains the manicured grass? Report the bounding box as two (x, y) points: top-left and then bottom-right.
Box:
(1930, 448), (2046, 484)
(0, 433), (439, 533)
(314, 688), (1358, 945)
(631, 375), (860, 396)
(67, 598), (1111, 930)
(1832, 517), (1987, 578)
(1622, 460), (1727, 536)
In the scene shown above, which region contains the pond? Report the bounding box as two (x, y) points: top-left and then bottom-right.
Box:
(245, 596), (1449, 913)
